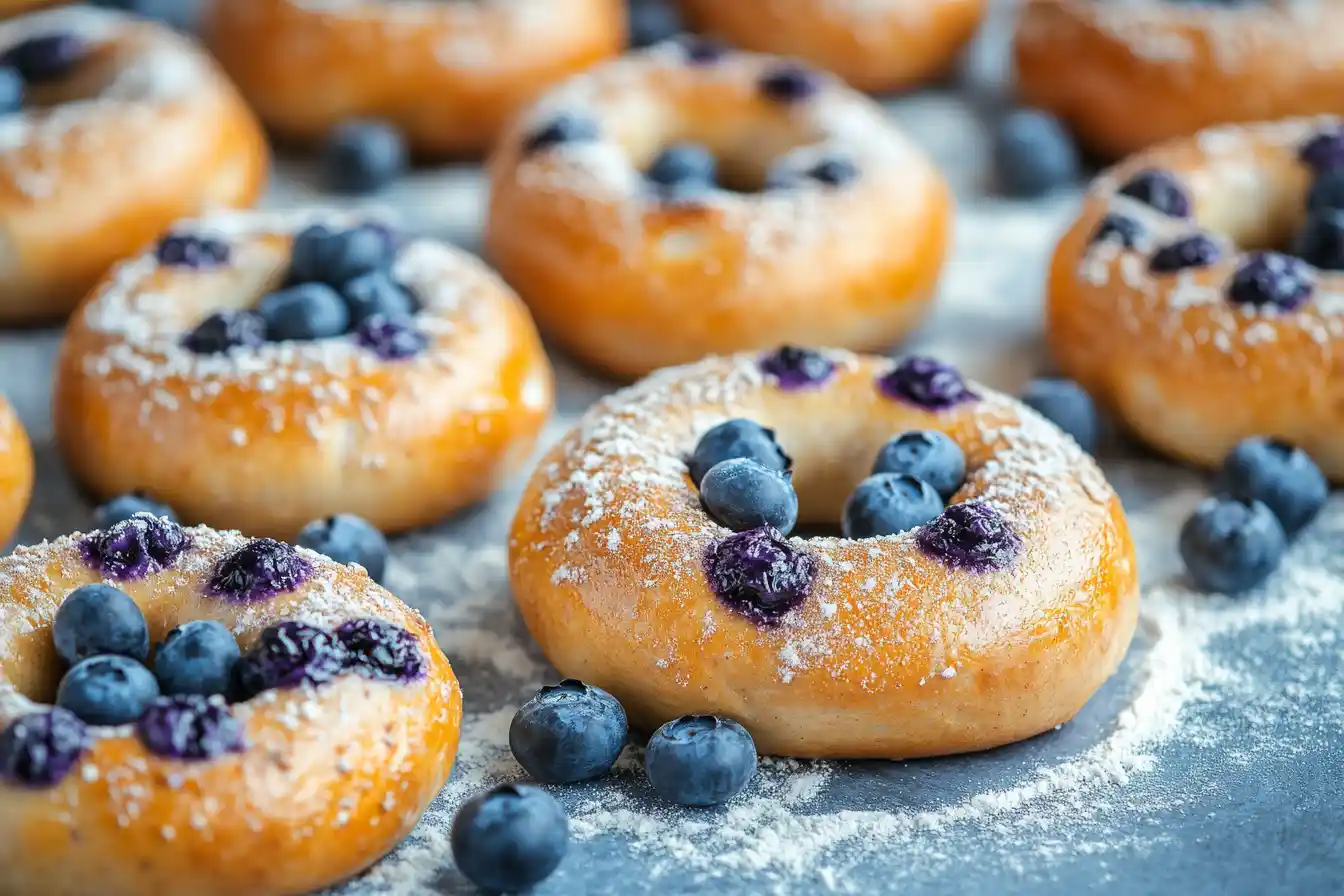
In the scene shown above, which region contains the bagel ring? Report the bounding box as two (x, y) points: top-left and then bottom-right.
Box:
(0, 395), (32, 546)
(0, 2), (57, 18)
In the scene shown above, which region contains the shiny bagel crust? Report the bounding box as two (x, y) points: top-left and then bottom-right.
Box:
(0, 395), (32, 546)
(485, 44), (953, 379)
(1015, 0), (1344, 159)
(679, 0), (986, 93)
(0, 8), (268, 324)
(0, 1), (58, 16)
(509, 352), (1138, 758)
(202, 0), (626, 156)
(53, 210), (554, 540)
(0, 523), (462, 896)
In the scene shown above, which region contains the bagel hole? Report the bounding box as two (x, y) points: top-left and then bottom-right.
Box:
(18, 41), (123, 111)
(1194, 156), (1312, 253)
(622, 112), (820, 196)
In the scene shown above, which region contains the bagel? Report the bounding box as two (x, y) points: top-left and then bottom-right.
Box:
(0, 395), (32, 546)
(0, 517), (462, 896)
(202, 0), (626, 156)
(0, 2), (57, 18)
(0, 7), (268, 324)
(485, 41), (952, 379)
(1015, 0), (1344, 159)
(679, 0), (986, 94)
(53, 209), (554, 540)
(508, 349), (1138, 758)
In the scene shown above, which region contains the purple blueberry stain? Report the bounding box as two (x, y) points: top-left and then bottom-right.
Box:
(916, 501), (1023, 573)
(1149, 234), (1222, 274)
(79, 513), (192, 581)
(1228, 252), (1313, 311)
(205, 538), (313, 603)
(336, 618), (426, 683)
(759, 346), (836, 390)
(704, 526), (817, 625)
(232, 621), (348, 698)
(354, 314), (429, 361)
(137, 696), (245, 762)
(1089, 213), (1144, 249)
(878, 357), (978, 411)
(0, 708), (89, 788)
(1299, 128), (1344, 171)
(156, 233), (231, 269)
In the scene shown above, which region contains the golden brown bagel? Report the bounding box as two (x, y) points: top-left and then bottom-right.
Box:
(485, 43), (953, 379)
(0, 395), (32, 546)
(54, 209), (554, 539)
(509, 350), (1138, 758)
(202, 0), (626, 157)
(0, 518), (462, 896)
(1015, 0), (1344, 159)
(0, 7), (268, 325)
(1047, 117), (1344, 481)
(0, 1), (57, 17)
(679, 0), (986, 94)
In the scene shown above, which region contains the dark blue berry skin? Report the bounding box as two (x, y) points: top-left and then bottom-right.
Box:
(56, 655), (161, 726)
(451, 784), (569, 893)
(759, 64), (820, 103)
(341, 271), (418, 326)
(156, 233), (230, 269)
(872, 431), (967, 501)
(646, 142), (717, 196)
(1228, 252), (1313, 311)
(687, 419), (791, 488)
(53, 583), (150, 667)
(993, 109), (1081, 199)
(1214, 437), (1328, 538)
(509, 679), (629, 784)
(1307, 167), (1344, 213)
(1179, 496), (1287, 594)
(354, 313), (429, 360)
(522, 113), (600, 155)
(289, 223), (398, 288)
(257, 283), (351, 342)
(1148, 234), (1221, 273)
(1020, 378), (1100, 453)
(182, 310), (268, 354)
(154, 620), (241, 698)
(0, 34), (87, 83)
(0, 67), (23, 114)
(805, 156), (860, 187)
(1117, 169), (1191, 218)
(0, 709), (88, 788)
(644, 715), (757, 807)
(629, 1), (682, 48)
(93, 492), (177, 529)
(1294, 210), (1344, 271)
(699, 458), (799, 535)
(297, 514), (389, 583)
(842, 474), (944, 539)
(1089, 213), (1144, 249)
(322, 119), (408, 194)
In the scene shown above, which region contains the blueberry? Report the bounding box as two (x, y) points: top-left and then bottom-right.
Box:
(1089, 213), (1144, 249)
(232, 621), (347, 698)
(509, 679), (629, 784)
(297, 514), (389, 583)
(1294, 209), (1344, 271)
(1214, 437), (1328, 537)
(53, 583), (150, 666)
(79, 514), (192, 581)
(1227, 252), (1313, 311)
(336, 618), (425, 682)
(872, 431), (967, 501)
(257, 283), (350, 342)
(451, 784), (569, 893)
(1020, 378), (1100, 453)
(0, 34), (87, 83)
(687, 419), (791, 488)
(993, 109), (1081, 199)
(915, 501), (1023, 572)
(1307, 167), (1344, 213)
(759, 64), (821, 103)
(877, 356), (977, 411)
(56, 655), (160, 726)
(154, 620), (241, 697)
(1300, 128), (1344, 171)
(646, 142), (717, 195)
(137, 695), (245, 761)
(678, 36), (727, 65)
(644, 715), (757, 807)
(322, 119), (408, 194)
(93, 492), (177, 529)
(354, 313), (429, 360)
(181, 309), (267, 354)
(1117, 169), (1191, 218)
(341, 270), (418, 325)
(698, 458), (799, 535)
(759, 345), (836, 390)
(156, 233), (230, 269)
(0, 709), (89, 788)
(205, 538), (314, 603)
(1148, 234), (1221, 273)
(629, 0), (683, 48)
(804, 156), (860, 188)
(704, 527), (816, 625)
(0, 67), (22, 114)
(842, 474), (944, 539)
(521, 113), (600, 155)
(289, 223), (398, 287)
(1179, 496), (1287, 594)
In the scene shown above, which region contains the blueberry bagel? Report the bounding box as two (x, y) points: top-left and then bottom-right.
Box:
(0, 517), (462, 896)
(484, 41), (952, 378)
(509, 349), (1138, 758)
(1047, 118), (1344, 480)
(0, 7), (268, 324)
(54, 210), (553, 539)
(203, 0), (625, 156)
(0, 2), (57, 18)
(0, 395), (32, 546)
(1015, 0), (1344, 159)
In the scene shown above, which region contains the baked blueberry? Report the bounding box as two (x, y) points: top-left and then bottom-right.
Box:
(232, 621), (347, 698)
(336, 618), (425, 683)
(1294, 209), (1344, 271)
(1299, 128), (1344, 171)
(878, 356), (977, 411)
(1148, 234), (1221, 273)
(1307, 167), (1344, 213)
(322, 119), (408, 194)
(646, 142), (717, 195)
(0, 67), (23, 114)
(871, 430), (966, 501)
(257, 283), (350, 342)
(0, 709), (89, 788)
(628, 0), (682, 47)
(687, 419), (791, 488)
(1021, 378), (1100, 453)
(678, 36), (727, 65)
(53, 583), (150, 666)
(522, 113), (600, 155)
(93, 492), (177, 529)
(644, 715), (757, 807)
(206, 538), (314, 603)
(137, 695), (245, 761)
(451, 784), (569, 893)
(704, 526), (815, 625)
(759, 64), (820, 103)
(759, 345), (836, 390)
(993, 109), (1081, 198)
(842, 473), (944, 539)
(1214, 437), (1327, 537)
(1179, 496), (1287, 594)
(1227, 252), (1313, 311)
(154, 620), (241, 697)
(56, 655), (160, 726)
(509, 679), (628, 784)
(805, 156), (860, 187)
(0, 33), (87, 83)
(182, 310), (268, 354)
(297, 514), (389, 583)
(289, 223), (398, 287)
(916, 501), (1022, 572)
(341, 271), (418, 325)
(354, 313), (429, 360)
(1117, 169), (1191, 218)
(1089, 213), (1144, 249)
(156, 233), (230, 269)
(79, 513), (192, 581)
(699, 458), (799, 535)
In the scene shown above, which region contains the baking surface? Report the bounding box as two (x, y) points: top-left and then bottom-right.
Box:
(2, 2), (1342, 894)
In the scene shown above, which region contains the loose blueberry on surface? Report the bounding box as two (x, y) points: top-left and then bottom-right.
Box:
(687, 419), (791, 488)
(1227, 252), (1313, 311)
(79, 513), (191, 581)
(628, 0), (683, 47)
(451, 784), (569, 894)
(1214, 437), (1327, 538)
(257, 283), (350, 342)
(759, 64), (820, 103)
(992, 109), (1081, 199)
(182, 310), (268, 354)
(0, 709), (88, 788)
(1179, 496), (1287, 594)
(322, 119), (408, 194)
(354, 313), (430, 360)
(0, 67), (23, 114)
(155, 620), (242, 697)
(759, 345), (836, 390)
(1089, 213), (1144, 249)
(1021, 378), (1100, 453)
(1116, 169), (1191, 218)
(297, 514), (389, 583)
(1299, 128), (1344, 171)
(53, 583), (150, 666)
(521, 113), (600, 155)
(1307, 167), (1344, 213)
(842, 473), (944, 539)
(644, 715), (757, 807)
(156, 233), (230, 269)
(1148, 234), (1221, 273)
(288, 223), (398, 287)
(646, 142), (717, 196)
(509, 679), (629, 784)
(871, 431), (966, 501)
(878, 356), (977, 411)
(700, 458), (799, 535)
(341, 270), (418, 326)
(1293, 209), (1344, 271)
(56, 655), (160, 727)
(137, 695), (245, 761)
(0, 33), (87, 83)
(916, 501), (1023, 572)
(678, 36), (727, 65)
(232, 621), (347, 698)
(92, 492), (176, 529)
(704, 526), (816, 625)
(205, 538), (314, 603)
(336, 618), (425, 682)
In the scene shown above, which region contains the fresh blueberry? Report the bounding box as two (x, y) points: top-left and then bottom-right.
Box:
(354, 313), (429, 360)
(232, 621), (347, 698)
(509, 679), (629, 784)
(257, 283), (350, 342)
(322, 119), (408, 194)
(137, 695), (245, 760)
(93, 492), (177, 529)
(629, 0), (683, 48)
(154, 620), (241, 697)
(205, 538), (314, 603)
(687, 419), (791, 488)
(699, 458), (799, 535)
(297, 514), (389, 583)
(182, 310), (268, 354)
(646, 142), (717, 195)
(1307, 167), (1344, 213)
(0, 709), (88, 787)
(0, 67), (22, 114)
(1294, 209), (1344, 271)
(53, 583), (150, 666)
(1179, 496), (1287, 594)
(1214, 437), (1328, 537)
(644, 715), (757, 807)
(1300, 128), (1344, 171)
(1148, 234), (1221, 273)
(289, 223), (398, 287)
(336, 619), (425, 682)
(56, 655), (160, 726)
(993, 109), (1081, 199)
(156, 233), (230, 269)
(341, 271), (418, 325)
(759, 65), (821, 103)
(451, 784), (569, 893)
(1227, 252), (1313, 311)
(1117, 169), (1191, 218)
(1089, 213), (1144, 249)
(0, 34), (87, 83)
(872, 431), (966, 501)
(842, 474), (944, 539)
(522, 113), (600, 155)
(1020, 378), (1100, 453)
